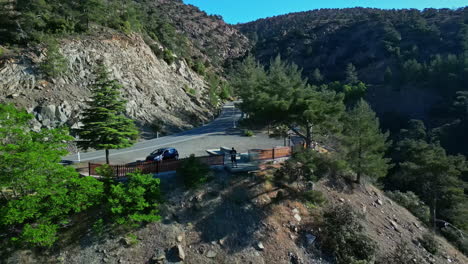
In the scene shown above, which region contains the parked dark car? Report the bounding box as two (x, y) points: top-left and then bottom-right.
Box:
(146, 148), (179, 162)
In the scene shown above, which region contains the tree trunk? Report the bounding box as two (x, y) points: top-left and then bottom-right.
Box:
(305, 125), (312, 148)
(356, 172), (361, 184)
(105, 149), (110, 164)
(431, 197), (437, 232)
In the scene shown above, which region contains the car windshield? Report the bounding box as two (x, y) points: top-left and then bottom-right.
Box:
(150, 149), (166, 155)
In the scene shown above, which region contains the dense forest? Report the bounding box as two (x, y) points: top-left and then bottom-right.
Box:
(238, 8), (468, 155)
(230, 54), (468, 256)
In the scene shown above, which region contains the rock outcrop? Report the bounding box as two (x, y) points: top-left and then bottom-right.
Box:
(0, 32), (214, 131)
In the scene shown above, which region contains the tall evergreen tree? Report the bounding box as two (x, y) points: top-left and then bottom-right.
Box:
(77, 63), (138, 164)
(388, 120), (468, 231)
(233, 55), (344, 148)
(342, 99), (392, 183)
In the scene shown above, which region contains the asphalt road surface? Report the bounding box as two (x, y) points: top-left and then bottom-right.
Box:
(63, 102), (285, 164)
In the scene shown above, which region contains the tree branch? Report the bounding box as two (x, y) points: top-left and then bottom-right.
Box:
(288, 125), (306, 140)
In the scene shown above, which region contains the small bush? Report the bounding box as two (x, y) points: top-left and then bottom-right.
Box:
(150, 119), (164, 136)
(177, 154), (210, 188)
(0, 47), (4, 57)
(163, 49), (176, 64)
(321, 204), (377, 264)
(441, 227), (468, 255)
(192, 59), (206, 75)
(92, 218), (106, 237)
(386, 191), (430, 224)
(184, 86), (196, 96)
(302, 190), (326, 208)
(107, 172), (162, 225)
(243, 129), (254, 137)
(96, 164), (116, 194)
(377, 241), (418, 264)
(19, 223), (59, 248)
(420, 232), (439, 255)
(150, 44), (164, 58)
(125, 233), (139, 246)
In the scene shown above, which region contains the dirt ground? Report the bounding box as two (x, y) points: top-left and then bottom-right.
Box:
(3, 168), (467, 264)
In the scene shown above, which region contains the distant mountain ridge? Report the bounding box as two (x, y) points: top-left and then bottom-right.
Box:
(237, 7), (468, 140)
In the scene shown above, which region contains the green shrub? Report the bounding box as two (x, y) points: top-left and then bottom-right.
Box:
(377, 241), (418, 264)
(184, 85), (196, 96)
(440, 227), (468, 255)
(274, 150), (316, 185)
(321, 204), (377, 264)
(150, 44), (164, 58)
(40, 38), (68, 78)
(0, 47), (4, 57)
(107, 172), (162, 225)
(92, 218), (106, 237)
(420, 232), (439, 255)
(302, 190), (326, 208)
(163, 49), (176, 64)
(19, 223), (59, 248)
(125, 233), (139, 246)
(386, 191), (430, 224)
(244, 129), (254, 137)
(150, 119), (164, 135)
(96, 164), (116, 194)
(177, 154), (210, 188)
(192, 59), (206, 75)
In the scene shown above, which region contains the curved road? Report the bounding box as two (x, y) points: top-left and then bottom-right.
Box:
(64, 102), (284, 164)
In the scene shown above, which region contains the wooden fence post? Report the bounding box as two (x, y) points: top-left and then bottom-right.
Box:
(272, 148), (275, 160)
(88, 162), (91, 176)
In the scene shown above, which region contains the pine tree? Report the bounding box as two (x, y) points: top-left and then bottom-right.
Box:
(389, 120), (468, 231)
(0, 104), (103, 247)
(40, 38), (68, 78)
(77, 63), (138, 164)
(342, 99), (392, 183)
(345, 63), (359, 85)
(233, 55), (344, 148)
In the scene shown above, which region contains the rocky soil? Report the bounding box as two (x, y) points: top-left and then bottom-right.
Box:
(4, 165), (466, 264)
(0, 30), (214, 132)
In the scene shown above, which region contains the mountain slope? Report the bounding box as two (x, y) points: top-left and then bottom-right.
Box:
(0, 0), (249, 131)
(238, 8), (468, 131)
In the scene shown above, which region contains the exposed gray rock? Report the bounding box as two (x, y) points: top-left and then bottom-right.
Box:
(0, 33), (215, 133)
(175, 245), (185, 261)
(206, 250), (217, 258)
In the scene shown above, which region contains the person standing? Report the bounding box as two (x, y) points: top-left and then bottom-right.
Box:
(230, 147), (238, 168)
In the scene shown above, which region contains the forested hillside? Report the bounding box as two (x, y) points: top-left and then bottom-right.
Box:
(238, 8), (468, 155)
(0, 0), (248, 131)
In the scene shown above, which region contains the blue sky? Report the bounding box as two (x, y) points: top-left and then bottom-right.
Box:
(183, 0), (468, 24)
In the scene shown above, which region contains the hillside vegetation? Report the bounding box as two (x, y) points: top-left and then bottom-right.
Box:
(238, 8), (468, 155)
(0, 0), (248, 130)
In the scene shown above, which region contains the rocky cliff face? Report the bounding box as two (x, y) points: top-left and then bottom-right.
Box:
(0, 31), (215, 132)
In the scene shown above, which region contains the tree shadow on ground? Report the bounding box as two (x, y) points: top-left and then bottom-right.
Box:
(171, 173), (276, 254)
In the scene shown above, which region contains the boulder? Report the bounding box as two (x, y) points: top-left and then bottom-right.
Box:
(206, 250), (217, 258)
(256, 242), (265, 251)
(176, 245), (185, 261)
